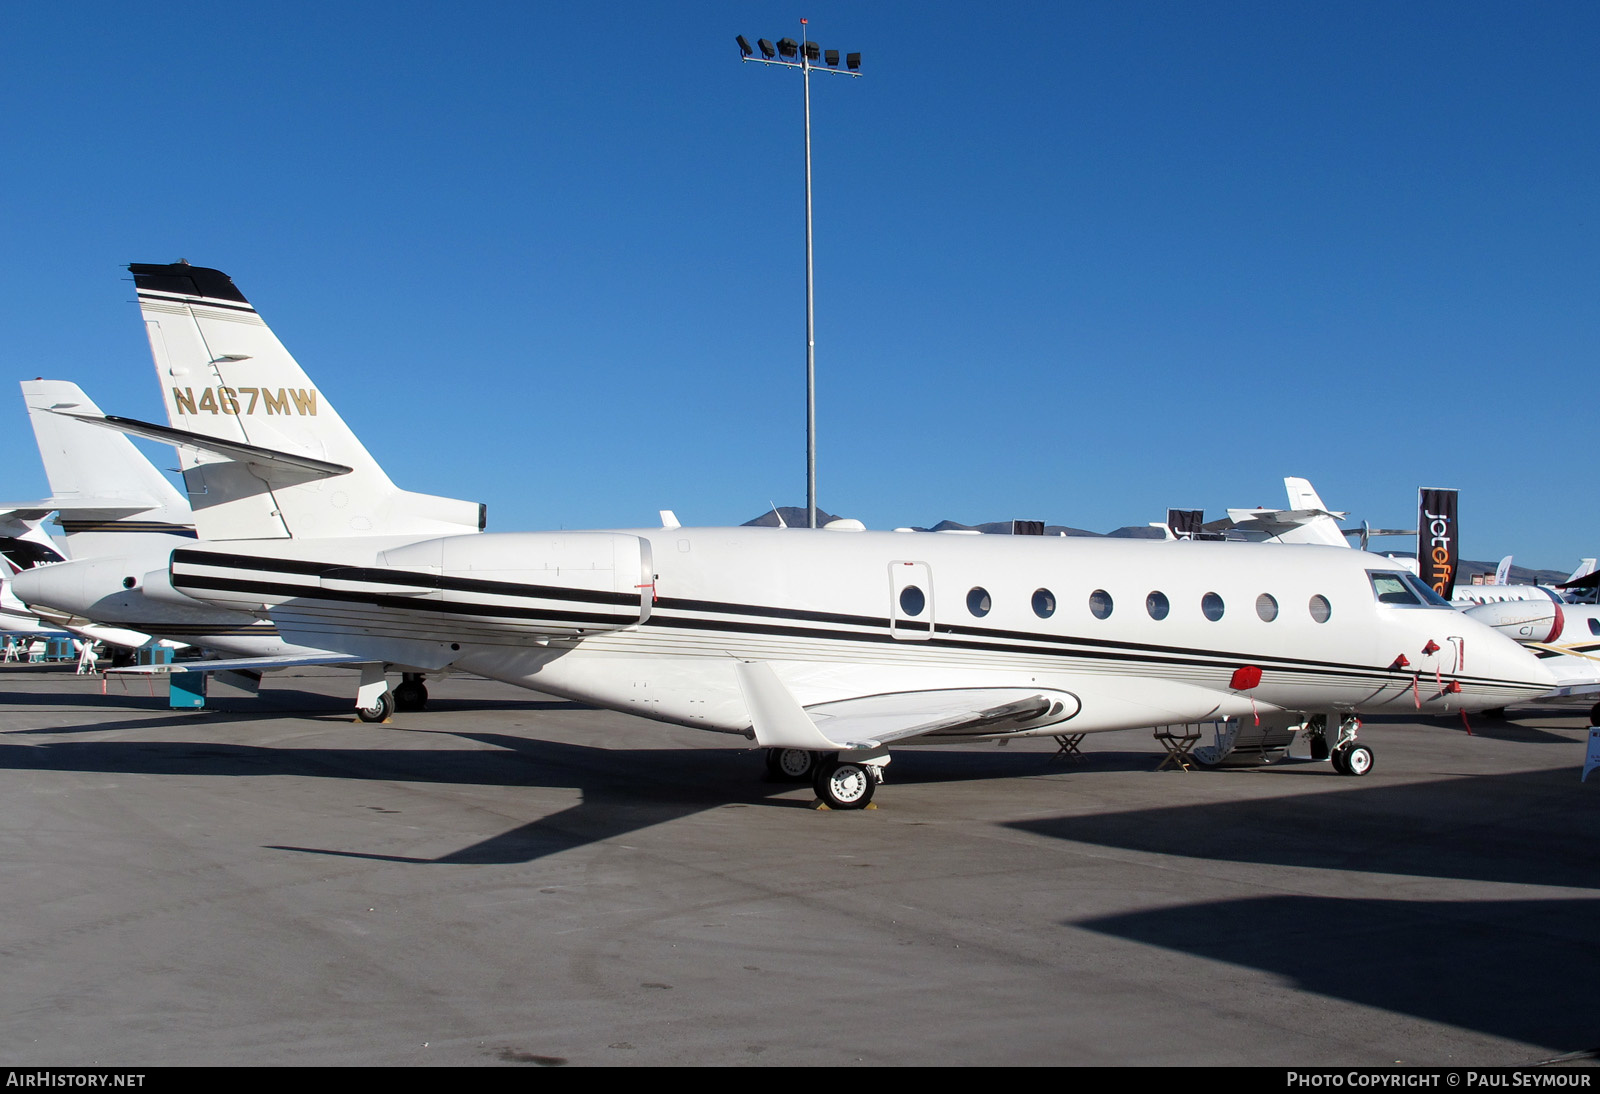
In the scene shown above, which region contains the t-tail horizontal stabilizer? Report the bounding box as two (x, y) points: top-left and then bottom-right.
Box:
(54, 412), (354, 480)
(130, 261), (485, 541)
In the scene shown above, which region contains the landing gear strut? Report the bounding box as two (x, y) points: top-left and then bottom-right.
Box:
(1325, 715), (1374, 777)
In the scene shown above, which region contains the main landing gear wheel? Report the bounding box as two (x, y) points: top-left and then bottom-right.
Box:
(1332, 744), (1374, 776)
(356, 690), (394, 724)
(812, 759), (876, 810)
(394, 675), (428, 712)
(765, 748), (816, 782)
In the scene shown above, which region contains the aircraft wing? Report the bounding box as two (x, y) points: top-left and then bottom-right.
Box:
(111, 653), (369, 675)
(1525, 644), (1600, 699)
(735, 661), (1268, 751)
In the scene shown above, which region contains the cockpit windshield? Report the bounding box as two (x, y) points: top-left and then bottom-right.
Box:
(1368, 570), (1454, 608)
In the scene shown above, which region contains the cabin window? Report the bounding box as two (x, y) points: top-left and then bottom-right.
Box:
(967, 587), (992, 617)
(1590, 618), (1600, 637)
(1201, 592), (1224, 621)
(1309, 594), (1332, 623)
(1032, 588), (1056, 618)
(1146, 591), (1170, 620)
(1089, 589), (1113, 619)
(1256, 593), (1278, 621)
(900, 585), (926, 617)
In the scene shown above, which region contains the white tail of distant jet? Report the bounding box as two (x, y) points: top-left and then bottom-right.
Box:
(110, 262), (483, 542)
(21, 380), (195, 559)
(1181, 477), (1353, 547)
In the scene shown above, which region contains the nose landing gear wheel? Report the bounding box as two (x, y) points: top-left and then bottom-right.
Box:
(356, 690), (394, 723)
(765, 748), (815, 782)
(1332, 744), (1374, 776)
(812, 759), (876, 810)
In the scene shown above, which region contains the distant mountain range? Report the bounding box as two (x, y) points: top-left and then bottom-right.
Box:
(741, 507), (1570, 586)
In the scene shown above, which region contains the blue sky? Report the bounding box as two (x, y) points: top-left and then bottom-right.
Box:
(1, 2), (1595, 568)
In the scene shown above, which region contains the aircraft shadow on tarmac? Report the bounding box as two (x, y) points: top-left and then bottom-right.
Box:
(1365, 709), (1586, 747)
(1008, 769), (1600, 891)
(1075, 894), (1600, 1058)
(0, 724), (1133, 864)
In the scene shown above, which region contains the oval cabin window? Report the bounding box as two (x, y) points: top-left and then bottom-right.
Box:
(1032, 589), (1056, 618)
(967, 587), (992, 617)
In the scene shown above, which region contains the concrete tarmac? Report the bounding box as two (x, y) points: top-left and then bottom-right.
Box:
(1, 665), (1596, 1067)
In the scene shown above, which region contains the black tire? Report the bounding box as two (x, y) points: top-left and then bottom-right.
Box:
(1335, 744), (1374, 777)
(394, 679), (428, 712)
(356, 690), (394, 723)
(1329, 746), (1350, 775)
(812, 760), (876, 810)
(764, 748), (815, 782)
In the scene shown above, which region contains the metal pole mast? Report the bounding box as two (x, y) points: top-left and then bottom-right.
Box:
(801, 19), (816, 529)
(736, 24), (861, 532)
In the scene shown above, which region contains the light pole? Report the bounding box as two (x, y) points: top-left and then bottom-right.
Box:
(737, 23), (861, 529)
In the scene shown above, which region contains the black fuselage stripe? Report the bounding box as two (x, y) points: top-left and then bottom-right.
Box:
(171, 551), (1390, 670)
(170, 569), (1545, 692)
(173, 574), (639, 629)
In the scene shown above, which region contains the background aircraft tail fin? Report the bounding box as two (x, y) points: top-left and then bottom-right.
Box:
(130, 262), (484, 541)
(1494, 554), (1514, 586)
(1283, 476), (1328, 513)
(21, 380), (195, 558)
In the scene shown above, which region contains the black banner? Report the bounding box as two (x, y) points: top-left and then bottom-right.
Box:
(1167, 509), (1204, 540)
(1418, 487), (1459, 600)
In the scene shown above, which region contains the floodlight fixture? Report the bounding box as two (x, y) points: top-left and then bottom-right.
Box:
(846, 52), (861, 71)
(736, 35), (753, 57)
(803, 41), (820, 61)
(758, 37), (776, 59)
(824, 49), (839, 67)
(776, 37), (798, 58)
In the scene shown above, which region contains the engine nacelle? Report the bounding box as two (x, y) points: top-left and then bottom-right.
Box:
(1462, 595), (1564, 644)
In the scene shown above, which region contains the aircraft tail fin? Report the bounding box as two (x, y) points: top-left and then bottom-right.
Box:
(130, 262), (484, 541)
(1494, 554), (1514, 586)
(20, 380), (196, 558)
(1283, 476), (1328, 513)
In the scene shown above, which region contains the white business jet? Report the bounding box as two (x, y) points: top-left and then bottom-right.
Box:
(18, 264), (1560, 809)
